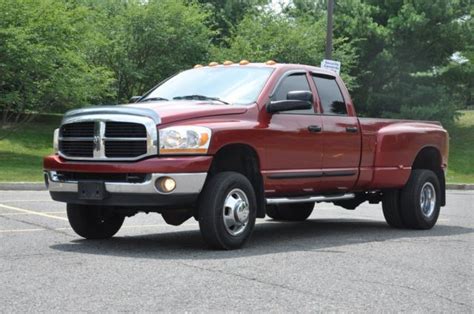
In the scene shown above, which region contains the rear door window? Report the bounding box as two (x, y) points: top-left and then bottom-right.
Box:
(312, 76), (347, 115)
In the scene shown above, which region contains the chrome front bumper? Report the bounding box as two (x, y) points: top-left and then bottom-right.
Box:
(45, 171), (207, 195)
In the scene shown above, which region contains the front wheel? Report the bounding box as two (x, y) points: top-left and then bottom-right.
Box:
(67, 204), (125, 239)
(198, 172), (257, 250)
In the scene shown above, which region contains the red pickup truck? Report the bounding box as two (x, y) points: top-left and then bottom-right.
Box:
(44, 61), (449, 249)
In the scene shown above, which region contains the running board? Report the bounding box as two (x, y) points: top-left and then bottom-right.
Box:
(266, 193), (355, 205)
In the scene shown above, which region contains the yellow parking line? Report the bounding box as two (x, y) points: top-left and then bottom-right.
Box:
(0, 204), (68, 221)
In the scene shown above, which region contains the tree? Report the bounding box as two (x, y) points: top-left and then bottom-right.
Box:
(334, 0), (471, 127)
(211, 12), (358, 89)
(0, 0), (115, 130)
(89, 0), (215, 102)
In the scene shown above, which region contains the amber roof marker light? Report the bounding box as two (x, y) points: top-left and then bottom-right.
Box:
(194, 64), (203, 68)
(223, 60), (233, 65)
(239, 60), (249, 65)
(208, 61), (219, 67)
(265, 60), (277, 65)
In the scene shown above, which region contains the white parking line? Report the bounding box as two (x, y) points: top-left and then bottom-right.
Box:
(0, 204), (68, 221)
(0, 211), (65, 216)
(0, 223), (198, 234)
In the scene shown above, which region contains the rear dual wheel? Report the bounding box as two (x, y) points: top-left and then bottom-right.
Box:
(382, 169), (441, 229)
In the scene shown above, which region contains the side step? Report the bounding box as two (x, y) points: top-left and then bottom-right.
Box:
(266, 193), (355, 205)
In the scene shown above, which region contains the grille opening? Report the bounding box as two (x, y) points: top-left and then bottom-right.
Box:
(60, 122), (94, 137)
(58, 141), (93, 158)
(56, 172), (149, 183)
(105, 140), (147, 158)
(105, 122), (147, 138)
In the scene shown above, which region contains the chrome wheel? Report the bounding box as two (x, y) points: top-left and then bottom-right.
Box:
(222, 188), (250, 236)
(420, 182), (436, 218)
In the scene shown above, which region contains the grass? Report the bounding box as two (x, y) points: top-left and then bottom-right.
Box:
(0, 114), (61, 182)
(446, 110), (474, 184)
(0, 111), (473, 183)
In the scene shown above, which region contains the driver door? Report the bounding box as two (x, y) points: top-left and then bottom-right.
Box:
(264, 72), (323, 196)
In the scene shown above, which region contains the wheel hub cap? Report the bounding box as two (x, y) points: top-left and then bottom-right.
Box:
(420, 182), (436, 218)
(223, 188), (250, 236)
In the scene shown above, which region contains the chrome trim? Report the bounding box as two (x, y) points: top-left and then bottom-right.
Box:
(266, 193), (355, 205)
(63, 106), (161, 124)
(45, 171), (207, 195)
(59, 113), (158, 161)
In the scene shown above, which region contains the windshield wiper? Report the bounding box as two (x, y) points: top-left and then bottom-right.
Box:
(140, 97), (169, 102)
(173, 95), (230, 105)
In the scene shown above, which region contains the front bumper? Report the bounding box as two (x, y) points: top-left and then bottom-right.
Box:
(43, 155), (212, 208)
(45, 171), (207, 208)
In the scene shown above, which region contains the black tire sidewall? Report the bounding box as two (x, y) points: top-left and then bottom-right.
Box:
(67, 204), (124, 239)
(401, 170), (441, 229)
(199, 172), (257, 249)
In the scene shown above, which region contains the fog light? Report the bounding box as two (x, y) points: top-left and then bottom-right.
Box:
(156, 177), (176, 193)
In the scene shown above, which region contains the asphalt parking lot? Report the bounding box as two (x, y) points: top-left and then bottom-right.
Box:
(0, 190), (472, 312)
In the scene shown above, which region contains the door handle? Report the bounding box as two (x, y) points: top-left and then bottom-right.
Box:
(346, 126), (358, 133)
(308, 125), (322, 133)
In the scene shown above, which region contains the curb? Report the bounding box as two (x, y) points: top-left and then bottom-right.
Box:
(0, 182), (473, 191)
(0, 183), (46, 191)
(446, 184), (474, 191)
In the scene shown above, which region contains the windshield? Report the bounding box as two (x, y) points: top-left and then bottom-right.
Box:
(142, 66), (274, 105)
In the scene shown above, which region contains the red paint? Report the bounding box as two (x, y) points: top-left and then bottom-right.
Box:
(44, 63), (449, 196)
(44, 155), (213, 173)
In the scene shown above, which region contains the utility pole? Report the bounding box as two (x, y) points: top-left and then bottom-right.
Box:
(325, 0), (334, 59)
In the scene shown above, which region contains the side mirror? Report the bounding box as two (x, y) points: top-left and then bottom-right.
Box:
(287, 90), (313, 102)
(266, 90), (313, 113)
(130, 96), (142, 103)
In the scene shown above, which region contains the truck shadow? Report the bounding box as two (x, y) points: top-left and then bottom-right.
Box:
(50, 218), (473, 259)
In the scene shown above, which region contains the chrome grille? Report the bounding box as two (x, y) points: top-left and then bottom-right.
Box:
(105, 140), (147, 158)
(60, 122), (95, 137)
(58, 114), (157, 161)
(58, 140), (94, 158)
(105, 122), (147, 138)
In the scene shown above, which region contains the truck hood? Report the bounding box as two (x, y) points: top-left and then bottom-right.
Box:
(127, 101), (248, 124)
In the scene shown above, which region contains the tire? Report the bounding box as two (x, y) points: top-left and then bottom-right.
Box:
(198, 172), (257, 250)
(382, 190), (406, 228)
(266, 202), (314, 221)
(400, 169), (441, 229)
(67, 204), (125, 239)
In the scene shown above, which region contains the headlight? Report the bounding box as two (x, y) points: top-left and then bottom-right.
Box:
(159, 126), (211, 155)
(53, 128), (59, 154)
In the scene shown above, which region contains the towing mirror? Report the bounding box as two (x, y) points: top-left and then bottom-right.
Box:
(130, 96), (142, 103)
(266, 90), (313, 113)
(287, 90), (313, 102)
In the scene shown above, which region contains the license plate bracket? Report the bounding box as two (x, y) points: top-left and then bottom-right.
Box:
(78, 181), (107, 200)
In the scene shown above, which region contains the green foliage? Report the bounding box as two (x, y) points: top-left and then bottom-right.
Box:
(0, 0), (472, 131)
(330, 0), (472, 127)
(89, 0), (215, 102)
(190, 0), (269, 44)
(211, 12), (358, 89)
(0, 0), (115, 120)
